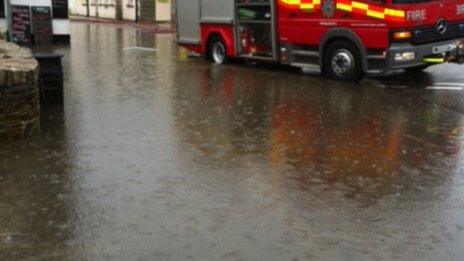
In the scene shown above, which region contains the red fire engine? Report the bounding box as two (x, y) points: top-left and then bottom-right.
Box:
(176, 0), (464, 82)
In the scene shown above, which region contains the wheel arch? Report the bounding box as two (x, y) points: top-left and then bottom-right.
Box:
(319, 29), (368, 73)
(201, 25), (236, 57)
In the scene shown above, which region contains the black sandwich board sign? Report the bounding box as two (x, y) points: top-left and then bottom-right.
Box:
(52, 0), (68, 19)
(11, 5), (32, 44)
(32, 6), (53, 44)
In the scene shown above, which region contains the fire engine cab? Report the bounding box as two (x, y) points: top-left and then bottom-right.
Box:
(176, 0), (464, 82)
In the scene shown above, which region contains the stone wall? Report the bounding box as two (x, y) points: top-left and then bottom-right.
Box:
(0, 42), (40, 143)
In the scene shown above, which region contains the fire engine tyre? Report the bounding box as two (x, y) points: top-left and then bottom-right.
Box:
(208, 36), (228, 64)
(324, 41), (365, 82)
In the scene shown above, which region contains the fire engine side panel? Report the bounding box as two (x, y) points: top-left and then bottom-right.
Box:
(200, 0), (235, 24)
(353, 27), (389, 49)
(177, 0), (236, 55)
(176, 0), (201, 45)
(443, 0), (464, 24)
(278, 0), (390, 49)
(198, 0), (236, 56)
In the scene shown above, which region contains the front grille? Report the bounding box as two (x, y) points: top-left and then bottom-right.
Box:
(412, 22), (464, 45)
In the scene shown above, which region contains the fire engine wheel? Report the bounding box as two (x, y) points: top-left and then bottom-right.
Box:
(208, 36), (228, 64)
(324, 41), (365, 82)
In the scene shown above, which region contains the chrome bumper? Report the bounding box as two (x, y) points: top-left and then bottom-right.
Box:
(386, 38), (464, 70)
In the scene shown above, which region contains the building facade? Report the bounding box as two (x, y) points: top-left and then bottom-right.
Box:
(0, 0), (71, 43)
(69, 0), (172, 23)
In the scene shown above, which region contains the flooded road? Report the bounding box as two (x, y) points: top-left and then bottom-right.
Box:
(1, 22), (464, 260)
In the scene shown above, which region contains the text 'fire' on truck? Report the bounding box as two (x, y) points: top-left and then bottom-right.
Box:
(176, 0), (464, 82)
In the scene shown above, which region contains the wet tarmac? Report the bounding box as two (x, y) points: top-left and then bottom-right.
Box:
(1, 22), (464, 260)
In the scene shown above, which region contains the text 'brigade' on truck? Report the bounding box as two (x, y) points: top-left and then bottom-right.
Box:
(176, 0), (464, 82)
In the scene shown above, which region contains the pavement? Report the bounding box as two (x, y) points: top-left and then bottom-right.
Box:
(69, 15), (175, 34)
(0, 21), (464, 260)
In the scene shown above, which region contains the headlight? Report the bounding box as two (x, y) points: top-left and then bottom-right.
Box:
(394, 52), (416, 62)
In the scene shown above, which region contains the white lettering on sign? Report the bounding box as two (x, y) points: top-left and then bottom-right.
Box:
(407, 10), (426, 21)
(457, 4), (464, 15)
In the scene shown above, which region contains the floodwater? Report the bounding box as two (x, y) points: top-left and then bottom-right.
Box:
(1, 22), (464, 260)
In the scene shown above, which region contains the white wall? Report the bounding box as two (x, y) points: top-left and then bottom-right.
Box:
(122, 0), (136, 21)
(69, 0), (172, 22)
(11, 0), (51, 5)
(53, 19), (70, 35)
(94, 4), (116, 19)
(156, 0), (171, 22)
(70, 0), (88, 16)
(70, 1), (119, 20)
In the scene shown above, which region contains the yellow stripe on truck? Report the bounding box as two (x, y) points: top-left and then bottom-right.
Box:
(336, 3), (353, 12)
(280, 0), (405, 22)
(384, 8), (405, 18)
(300, 4), (315, 10)
(280, 0), (320, 10)
(352, 2), (368, 10)
(367, 10), (385, 19)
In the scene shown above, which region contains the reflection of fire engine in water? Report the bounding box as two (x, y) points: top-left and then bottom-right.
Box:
(267, 91), (460, 196)
(269, 103), (405, 186)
